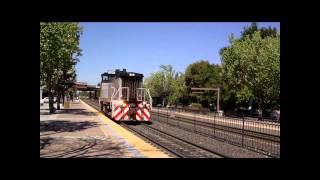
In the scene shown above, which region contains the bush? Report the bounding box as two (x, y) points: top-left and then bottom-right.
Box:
(189, 103), (203, 110)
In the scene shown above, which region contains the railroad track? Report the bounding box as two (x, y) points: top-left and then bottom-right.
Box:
(120, 122), (224, 158)
(82, 98), (278, 158)
(152, 111), (280, 143)
(152, 112), (280, 157)
(81, 98), (224, 158)
(153, 108), (280, 135)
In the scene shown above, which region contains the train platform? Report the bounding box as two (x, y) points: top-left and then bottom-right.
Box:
(40, 100), (170, 158)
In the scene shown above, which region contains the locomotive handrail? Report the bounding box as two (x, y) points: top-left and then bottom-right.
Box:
(111, 87), (115, 97)
(111, 87), (129, 117)
(111, 88), (119, 100)
(137, 88), (153, 110)
(111, 87), (129, 101)
(146, 88), (153, 110)
(110, 86), (116, 103)
(122, 87), (129, 101)
(111, 88), (120, 118)
(136, 88), (144, 101)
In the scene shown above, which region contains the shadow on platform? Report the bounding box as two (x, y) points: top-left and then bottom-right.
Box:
(40, 136), (126, 158)
(61, 108), (97, 116)
(40, 120), (100, 136)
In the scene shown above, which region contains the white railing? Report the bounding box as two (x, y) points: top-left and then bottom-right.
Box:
(111, 87), (129, 101)
(137, 88), (153, 110)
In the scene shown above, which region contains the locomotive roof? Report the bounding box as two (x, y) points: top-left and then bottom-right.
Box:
(101, 69), (144, 78)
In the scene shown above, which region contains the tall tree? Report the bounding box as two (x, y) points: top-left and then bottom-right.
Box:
(55, 65), (77, 109)
(40, 22), (82, 113)
(241, 22), (278, 40)
(241, 22), (258, 40)
(167, 72), (186, 106)
(220, 31), (280, 113)
(185, 60), (223, 107)
(144, 65), (184, 106)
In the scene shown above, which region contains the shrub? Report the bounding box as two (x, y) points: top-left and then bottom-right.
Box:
(189, 103), (203, 110)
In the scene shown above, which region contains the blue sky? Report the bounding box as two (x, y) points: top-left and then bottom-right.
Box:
(76, 22), (280, 85)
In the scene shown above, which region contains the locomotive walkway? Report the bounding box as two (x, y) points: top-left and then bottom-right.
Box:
(40, 100), (170, 158)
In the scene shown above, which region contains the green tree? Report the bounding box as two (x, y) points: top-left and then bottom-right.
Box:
(53, 61), (78, 109)
(220, 82), (237, 111)
(241, 22), (258, 40)
(185, 60), (222, 89)
(144, 72), (164, 99)
(185, 60), (223, 107)
(241, 22), (278, 40)
(167, 72), (187, 106)
(220, 31), (280, 113)
(144, 65), (184, 106)
(40, 22), (82, 113)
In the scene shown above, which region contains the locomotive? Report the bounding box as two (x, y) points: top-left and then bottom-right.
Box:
(99, 69), (152, 123)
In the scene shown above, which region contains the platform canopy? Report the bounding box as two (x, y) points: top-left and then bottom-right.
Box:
(62, 81), (99, 91)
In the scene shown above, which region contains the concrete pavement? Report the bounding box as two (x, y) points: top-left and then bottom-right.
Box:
(40, 100), (170, 158)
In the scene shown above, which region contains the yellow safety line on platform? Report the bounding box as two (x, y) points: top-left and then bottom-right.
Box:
(97, 125), (135, 157)
(80, 100), (170, 158)
(79, 101), (137, 157)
